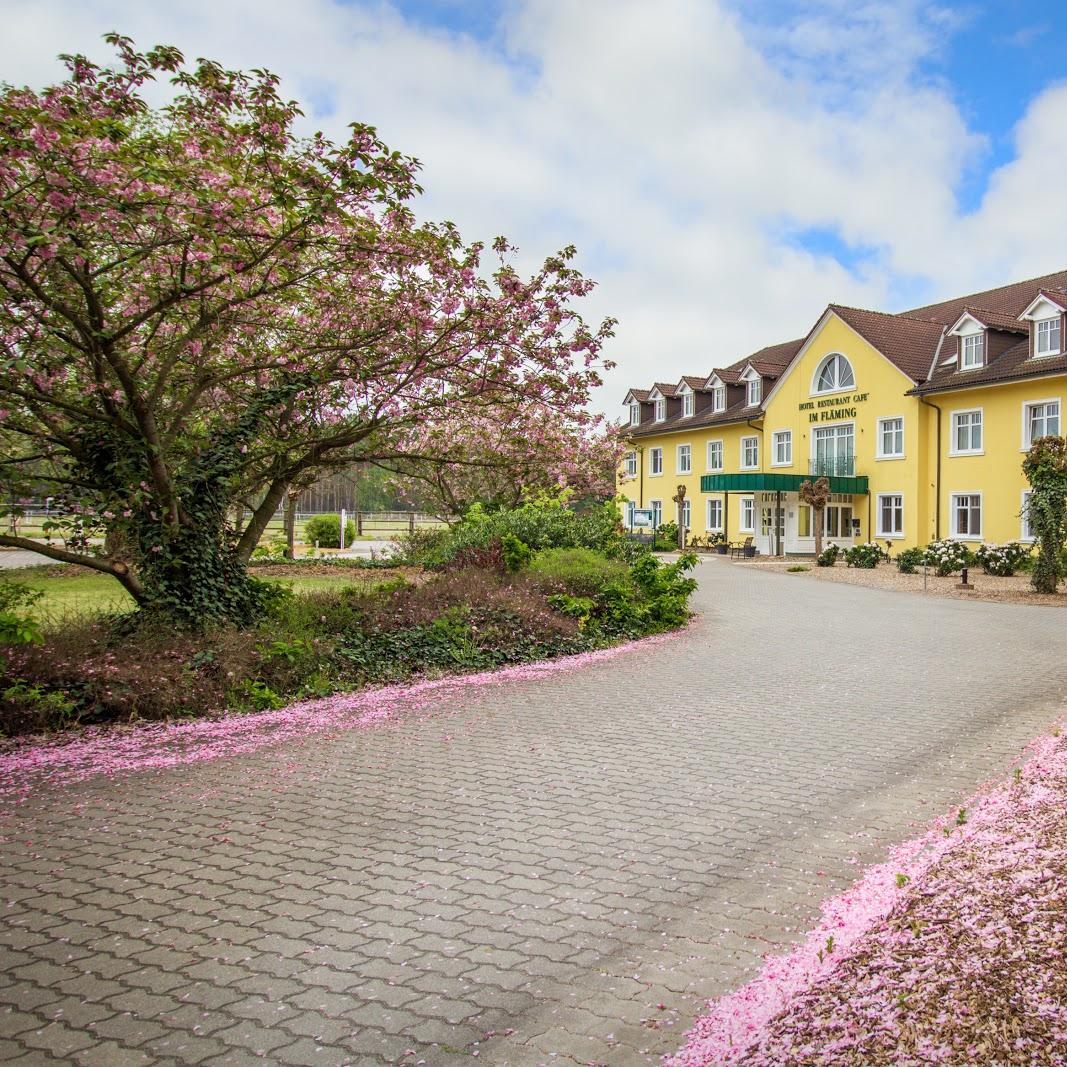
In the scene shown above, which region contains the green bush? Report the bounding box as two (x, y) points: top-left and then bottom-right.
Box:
(400, 495), (627, 571)
(302, 513), (357, 549)
(501, 534), (532, 573)
(527, 547), (631, 597)
(896, 546), (925, 574)
(974, 541), (1030, 577)
(843, 542), (888, 569)
(923, 539), (972, 577)
(654, 521), (679, 550)
(816, 544), (840, 567)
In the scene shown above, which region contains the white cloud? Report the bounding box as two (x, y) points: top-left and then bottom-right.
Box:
(1, 0), (1065, 411)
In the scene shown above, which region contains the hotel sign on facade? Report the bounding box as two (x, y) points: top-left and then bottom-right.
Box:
(798, 392), (870, 422)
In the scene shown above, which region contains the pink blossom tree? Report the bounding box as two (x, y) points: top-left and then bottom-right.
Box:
(385, 406), (624, 518)
(0, 37), (613, 624)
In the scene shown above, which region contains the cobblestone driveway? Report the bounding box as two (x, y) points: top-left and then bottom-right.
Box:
(3, 559), (1067, 1066)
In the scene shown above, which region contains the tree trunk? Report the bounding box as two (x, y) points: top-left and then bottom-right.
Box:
(814, 507), (824, 558)
(284, 492), (298, 560)
(236, 477), (290, 561)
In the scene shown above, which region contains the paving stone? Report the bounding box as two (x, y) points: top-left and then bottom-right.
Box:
(3, 562), (1067, 1065)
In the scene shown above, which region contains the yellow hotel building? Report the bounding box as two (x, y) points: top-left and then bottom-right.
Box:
(618, 269), (1067, 555)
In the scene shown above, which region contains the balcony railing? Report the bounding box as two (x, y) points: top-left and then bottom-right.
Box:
(809, 456), (856, 477)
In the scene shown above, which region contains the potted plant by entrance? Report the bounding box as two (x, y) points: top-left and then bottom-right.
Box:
(711, 532), (728, 554)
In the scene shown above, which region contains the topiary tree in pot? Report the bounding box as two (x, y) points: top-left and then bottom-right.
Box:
(1022, 436), (1067, 593)
(799, 476), (831, 559)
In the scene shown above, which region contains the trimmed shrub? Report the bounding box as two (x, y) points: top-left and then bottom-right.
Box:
(974, 541), (1031, 577)
(302, 513), (357, 549)
(816, 544), (840, 567)
(896, 546), (925, 574)
(843, 542), (888, 569)
(923, 538), (972, 577)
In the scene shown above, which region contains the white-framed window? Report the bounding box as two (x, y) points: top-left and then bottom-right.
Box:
(961, 333), (985, 369)
(877, 416), (904, 459)
(1021, 490), (1034, 541)
(951, 493), (982, 539)
(876, 493), (904, 537)
(682, 391), (694, 417)
(629, 402), (640, 426)
(950, 409), (983, 455)
(706, 439), (724, 471)
(812, 424), (854, 476)
(650, 499), (663, 528)
(1036, 317), (1061, 356)
(771, 430), (792, 466)
(740, 496), (755, 533)
(823, 501), (854, 538)
(654, 398), (666, 422)
(676, 443), (692, 474)
(680, 499), (691, 529)
(623, 500), (635, 527)
(706, 498), (723, 531)
(797, 504), (812, 538)
(746, 378), (761, 406)
(649, 447), (663, 475)
(741, 435), (759, 469)
(623, 451), (637, 477)
(812, 352), (855, 394)
(1023, 399), (1060, 448)
(712, 386), (726, 412)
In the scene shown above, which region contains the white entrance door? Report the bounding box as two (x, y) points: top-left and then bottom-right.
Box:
(757, 493), (785, 556)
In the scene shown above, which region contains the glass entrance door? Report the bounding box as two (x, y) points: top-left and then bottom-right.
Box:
(759, 494), (786, 556)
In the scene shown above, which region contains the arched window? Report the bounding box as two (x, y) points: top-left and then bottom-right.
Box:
(813, 353), (855, 393)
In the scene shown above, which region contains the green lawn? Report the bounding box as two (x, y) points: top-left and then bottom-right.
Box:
(12, 568), (386, 624)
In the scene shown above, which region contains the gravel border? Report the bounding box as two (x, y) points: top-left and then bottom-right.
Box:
(798, 560), (1067, 606)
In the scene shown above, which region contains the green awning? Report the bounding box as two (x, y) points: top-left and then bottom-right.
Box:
(700, 473), (869, 494)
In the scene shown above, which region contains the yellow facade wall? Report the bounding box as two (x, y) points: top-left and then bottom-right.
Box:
(930, 378), (1065, 544)
(617, 310), (1067, 552)
(761, 314), (929, 546)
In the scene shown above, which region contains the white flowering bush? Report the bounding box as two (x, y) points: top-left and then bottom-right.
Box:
(922, 539), (972, 577)
(844, 542), (889, 569)
(974, 541), (1031, 577)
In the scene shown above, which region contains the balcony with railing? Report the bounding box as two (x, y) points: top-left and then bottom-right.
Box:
(809, 456), (856, 478)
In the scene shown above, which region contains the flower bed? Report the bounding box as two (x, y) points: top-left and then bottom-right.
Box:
(668, 726), (1067, 1066)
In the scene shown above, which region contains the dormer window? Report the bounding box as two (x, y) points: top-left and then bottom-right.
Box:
(746, 378), (761, 407)
(654, 398), (666, 422)
(682, 392), (694, 417)
(712, 386), (726, 412)
(629, 402), (640, 426)
(1036, 317), (1061, 357)
(961, 333), (984, 369)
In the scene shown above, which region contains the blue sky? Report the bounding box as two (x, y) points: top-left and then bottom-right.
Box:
(2, 0), (1066, 404)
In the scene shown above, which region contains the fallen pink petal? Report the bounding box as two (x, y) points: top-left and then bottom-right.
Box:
(0, 630), (682, 819)
(667, 726), (1067, 1066)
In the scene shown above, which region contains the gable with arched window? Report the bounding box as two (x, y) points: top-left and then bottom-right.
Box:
(812, 352), (855, 394)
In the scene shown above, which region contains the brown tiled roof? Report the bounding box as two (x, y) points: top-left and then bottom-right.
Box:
(1029, 288), (1067, 312)
(746, 338), (805, 371)
(680, 375), (708, 390)
(830, 304), (944, 383)
(628, 396), (759, 438)
(624, 388), (650, 402)
(906, 337), (1067, 395)
(652, 381), (678, 396)
(953, 307), (1028, 334)
(905, 268), (1067, 324)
